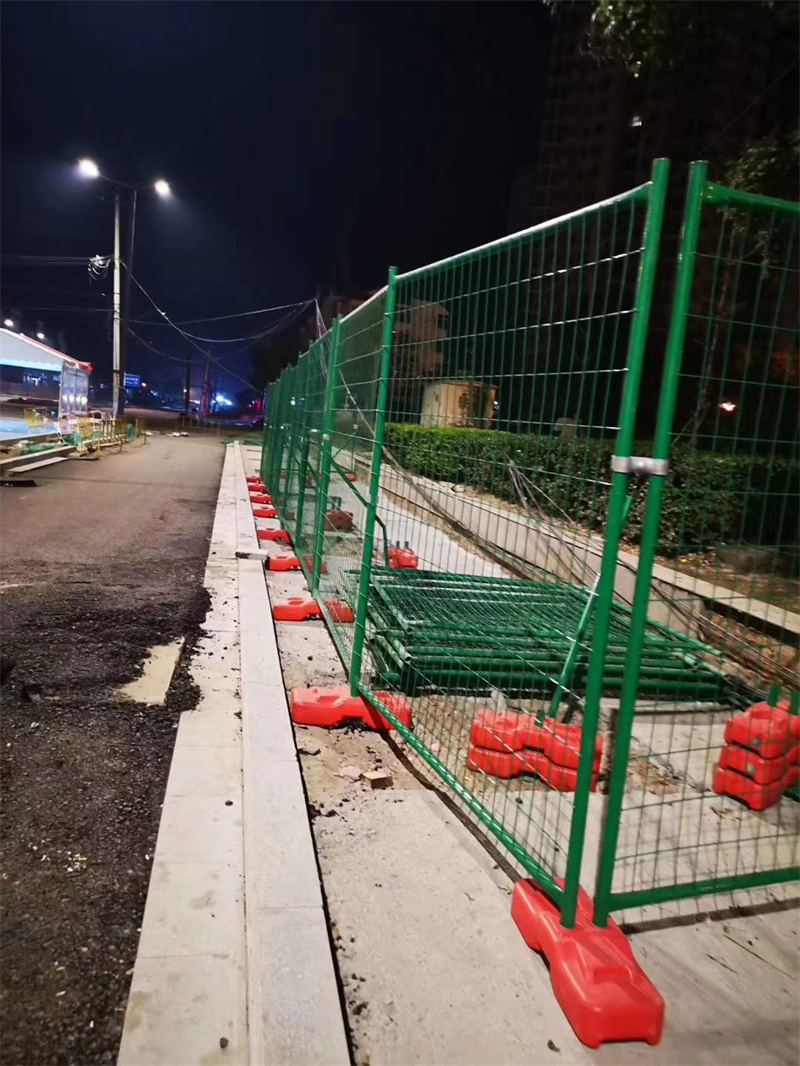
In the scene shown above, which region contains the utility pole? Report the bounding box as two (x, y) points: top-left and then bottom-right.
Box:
(183, 355), (192, 417)
(112, 188), (122, 419)
(119, 188), (137, 420)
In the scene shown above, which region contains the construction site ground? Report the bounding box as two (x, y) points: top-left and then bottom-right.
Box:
(257, 447), (799, 1066)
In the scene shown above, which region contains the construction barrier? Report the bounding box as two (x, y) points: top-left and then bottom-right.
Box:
(260, 159), (799, 1045)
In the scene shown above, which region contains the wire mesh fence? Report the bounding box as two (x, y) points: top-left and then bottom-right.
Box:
(593, 163), (800, 922)
(260, 157), (799, 927)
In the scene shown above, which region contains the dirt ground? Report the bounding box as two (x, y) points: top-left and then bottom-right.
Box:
(0, 435), (223, 1065)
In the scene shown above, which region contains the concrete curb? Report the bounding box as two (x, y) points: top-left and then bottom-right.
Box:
(238, 446), (350, 1066)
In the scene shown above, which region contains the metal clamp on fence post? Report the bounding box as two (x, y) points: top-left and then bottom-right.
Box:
(610, 456), (669, 477)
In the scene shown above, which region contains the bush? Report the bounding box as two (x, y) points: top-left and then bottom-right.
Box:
(383, 424), (799, 555)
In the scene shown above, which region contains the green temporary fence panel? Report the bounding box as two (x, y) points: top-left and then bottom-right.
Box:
(259, 156), (798, 931)
(593, 162), (800, 923)
(350, 160), (671, 912)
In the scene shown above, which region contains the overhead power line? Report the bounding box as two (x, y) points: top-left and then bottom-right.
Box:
(171, 302), (314, 327)
(125, 269), (313, 344)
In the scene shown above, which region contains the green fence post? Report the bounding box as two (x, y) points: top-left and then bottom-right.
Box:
(312, 319), (340, 596)
(349, 267), (398, 697)
(592, 160), (707, 926)
(294, 354), (314, 555)
(559, 158), (670, 929)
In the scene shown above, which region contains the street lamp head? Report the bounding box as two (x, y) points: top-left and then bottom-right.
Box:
(153, 179), (171, 198)
(36, 332), (46, 340)
(3, 318), (16, 329)
(78, 158), (100, 179)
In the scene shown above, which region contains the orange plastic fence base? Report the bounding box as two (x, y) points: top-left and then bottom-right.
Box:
(718, 741), (799, 785)
(272, 598), (354, 623)
(274, 598), (322, 621)
(466, 744), (598, 790)
(291, 686), (412, 730)
(471, 709), (602, 770)
(511, 881), (664, 1048)
(266, 555), (301, 571)
(324, 510), (354, 531)
(388, 546), (418, 569)
(265, 555), (325, 573)
(257, 528), (291, 543)
(724, 701), (799, 759)
(713, 765), (800, 811)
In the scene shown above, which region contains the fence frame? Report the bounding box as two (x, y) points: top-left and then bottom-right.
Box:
(590, 160), (800, 925)
(260, 157), (799, 931)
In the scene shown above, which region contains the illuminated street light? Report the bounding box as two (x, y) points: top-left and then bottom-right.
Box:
(78, 158), (100, 179)
(77, 157), (173, 417)
(3, 318), (16, 329)
(36, 332), (45, 340)
(719, 400), (737, 413)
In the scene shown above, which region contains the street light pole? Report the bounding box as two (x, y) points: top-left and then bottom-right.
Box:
(119, 187), (138, 418)
(77, 160), (171, 420)
(112, 187), (122, 419)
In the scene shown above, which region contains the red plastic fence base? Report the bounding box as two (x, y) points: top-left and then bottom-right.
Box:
(265, 555), (325, 573)
(713, 765), (800, 811)
(345, 472), (356, 481)
(325, 598), (355, 622)
(324, 510), (354, 531)
(291, 686), (412, 730)
(724, 701), (798, 759)
(713, 701), (800, 810)
(253, 507), (277, 519)
(266, 555), (301, 571)
(273, 598), (321, 621)
(718, 741), (799, 785)
(388, 546), (419, 569)
(471, 709), (602, 770)
(250, 496), (274, 508)
(257, 528), (291, 543)
(272, 597), (355, 622)
(511, 881), (664, 1048)
(466, 744), (598, 790)
(246, 476), (264, 485)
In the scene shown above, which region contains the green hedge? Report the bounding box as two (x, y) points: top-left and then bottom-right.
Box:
(384, 424), (799, 556)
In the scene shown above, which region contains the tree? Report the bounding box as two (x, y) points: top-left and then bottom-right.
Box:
(554, 0), (799, 77)
(725, 132), (800, 202)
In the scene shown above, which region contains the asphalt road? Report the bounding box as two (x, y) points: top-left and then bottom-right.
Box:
(1, 432), (223, 586)
(0, 434), (225, 1064)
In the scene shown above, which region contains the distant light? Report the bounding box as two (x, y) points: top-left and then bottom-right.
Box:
(290, 398), (296, 406)
(36, 332), (45, 340)
(719, 400), (737, 413)
(630, 115), (642, 128)
(3, 318), (15, 329)
(214, 393), (233, 407)
(81, 396), (88, 405)
(78, 158), (100, 179)
(141, 381), (148, 388)
(154, 179), (171, 198)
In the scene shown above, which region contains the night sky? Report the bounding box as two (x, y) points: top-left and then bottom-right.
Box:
(1, 1), (549, 390)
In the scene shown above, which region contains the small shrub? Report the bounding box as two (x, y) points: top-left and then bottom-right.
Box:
(383, 424), (799, 554)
